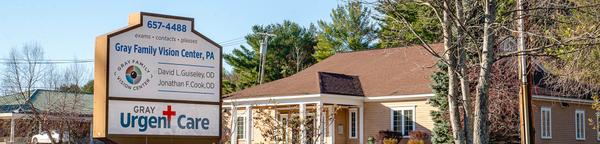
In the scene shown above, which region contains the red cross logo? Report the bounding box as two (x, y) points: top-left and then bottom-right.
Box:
(162, 105), (176, 121)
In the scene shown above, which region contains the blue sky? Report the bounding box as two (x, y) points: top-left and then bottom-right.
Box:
(0, 0), (342, 71)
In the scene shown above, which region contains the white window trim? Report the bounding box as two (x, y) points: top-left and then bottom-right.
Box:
(237, 116), (246, 140)
(541, 107), (552, 139)
(576, 109), (586, 140)
(278, 113), (293, 140)
(305, 113), (317, 129)
(349, 108), (358, 139)
(279, 114), (289, 123)
(279, 113), (296, 130)
(279, 114), (288, 130)
(390, 106), (416, 138)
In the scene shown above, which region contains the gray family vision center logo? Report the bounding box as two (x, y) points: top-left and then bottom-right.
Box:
(115, 60), (152, 91)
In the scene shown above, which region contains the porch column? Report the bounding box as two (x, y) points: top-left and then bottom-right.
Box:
(299, 103), (307, 144)
(230, 105), (238, 144)
(359, 106), (364, 144)
(274, 107), (279, 144)
(10, 115), (15, 143)
(316, 103), (324, 144)
(245, 105), (252, 144)
(328, 105), (335, 144)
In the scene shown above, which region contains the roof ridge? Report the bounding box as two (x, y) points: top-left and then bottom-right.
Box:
(336, 43), (442, 55)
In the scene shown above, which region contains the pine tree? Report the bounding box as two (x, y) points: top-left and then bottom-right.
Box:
(429, 61), (453, 144)
(313, 0), (378, 61)
(375, 1), (441, 48)
(224, 21), (317, 93)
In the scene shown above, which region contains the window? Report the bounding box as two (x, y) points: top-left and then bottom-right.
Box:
(541, 107), (551, 139)
(391, 107), (415, 136)
(279, 114), (289, 126)
(307, 114), (316, 128)
(349, 109), (358, 139)
(236, 116), (245, 140)
(279, 114), (292, 140)
(306, 114), (315, 142)
(576, 110), (585, 140)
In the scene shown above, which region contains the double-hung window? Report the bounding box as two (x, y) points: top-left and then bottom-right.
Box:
(391, 106), (415, 136)
(306, 114), (316, 141)
(236, 116), (246, 140)
(279, 114), (289, 127)
(576, 110), (585, 140)
(349, 109), (358, 139)
(541, 107), (551, 139)
(279, 113), (294, 139)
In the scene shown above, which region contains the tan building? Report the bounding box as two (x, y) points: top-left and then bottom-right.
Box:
(532, 95), (597, 143)
(223, 44), (597, 144)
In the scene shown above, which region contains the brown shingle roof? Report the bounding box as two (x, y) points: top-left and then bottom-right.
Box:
(226, 44), (442, 99)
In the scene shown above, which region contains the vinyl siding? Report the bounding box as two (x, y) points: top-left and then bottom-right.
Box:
(364, 100), (435, 144)
(533, 100), (597, 144)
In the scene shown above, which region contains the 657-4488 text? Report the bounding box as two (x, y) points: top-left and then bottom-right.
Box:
(147, 20), (187, 32)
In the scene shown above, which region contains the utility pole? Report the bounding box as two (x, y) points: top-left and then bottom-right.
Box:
(257, 32), (276, 84)
(517, 0), (534, 143)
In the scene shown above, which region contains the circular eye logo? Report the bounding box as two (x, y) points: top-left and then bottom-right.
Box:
(125, 65), (142, 85)
(114, 60), (152, 91)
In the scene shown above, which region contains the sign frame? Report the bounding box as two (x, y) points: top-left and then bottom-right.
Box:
(93, 12), (222, 143)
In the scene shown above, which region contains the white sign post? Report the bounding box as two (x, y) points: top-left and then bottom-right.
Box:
(94, 12), (221, 143)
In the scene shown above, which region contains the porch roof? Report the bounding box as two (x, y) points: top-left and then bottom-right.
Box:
(225, 44), (443, 99)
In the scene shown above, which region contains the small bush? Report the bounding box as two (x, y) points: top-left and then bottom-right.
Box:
(409, 130), (429, 140)
(378, 130), (402, 144)
(383, 138), (400, 144)
(407, 139), (425, 144)
(367, 136), (376, 144)
(407, 131), (429, 144)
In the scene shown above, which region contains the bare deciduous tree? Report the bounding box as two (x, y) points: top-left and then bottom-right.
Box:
(377, 0), (600, 143)
(2, 44), (91, 144)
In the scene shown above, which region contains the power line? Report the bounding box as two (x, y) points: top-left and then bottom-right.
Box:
(0, 60), (93, 62)
(0, 61), (93, 64)
(218, 35), (248, 47)
(0, 59), (94, 64)
(220, 42), (247, 47)
(219, 39), (245, 45)
(219, 39), (246, 46)
(0, 35), (250, 64)
(0, 58), (93, 61)
(217, 36), (245, 44)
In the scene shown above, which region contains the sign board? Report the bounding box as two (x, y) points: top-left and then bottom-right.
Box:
(107, 100), (219, 136)
(94, 12), (221, 143)
(108, 15), (220, 102)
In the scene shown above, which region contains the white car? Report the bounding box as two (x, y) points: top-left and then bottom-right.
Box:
(30, 131), (69, 144)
